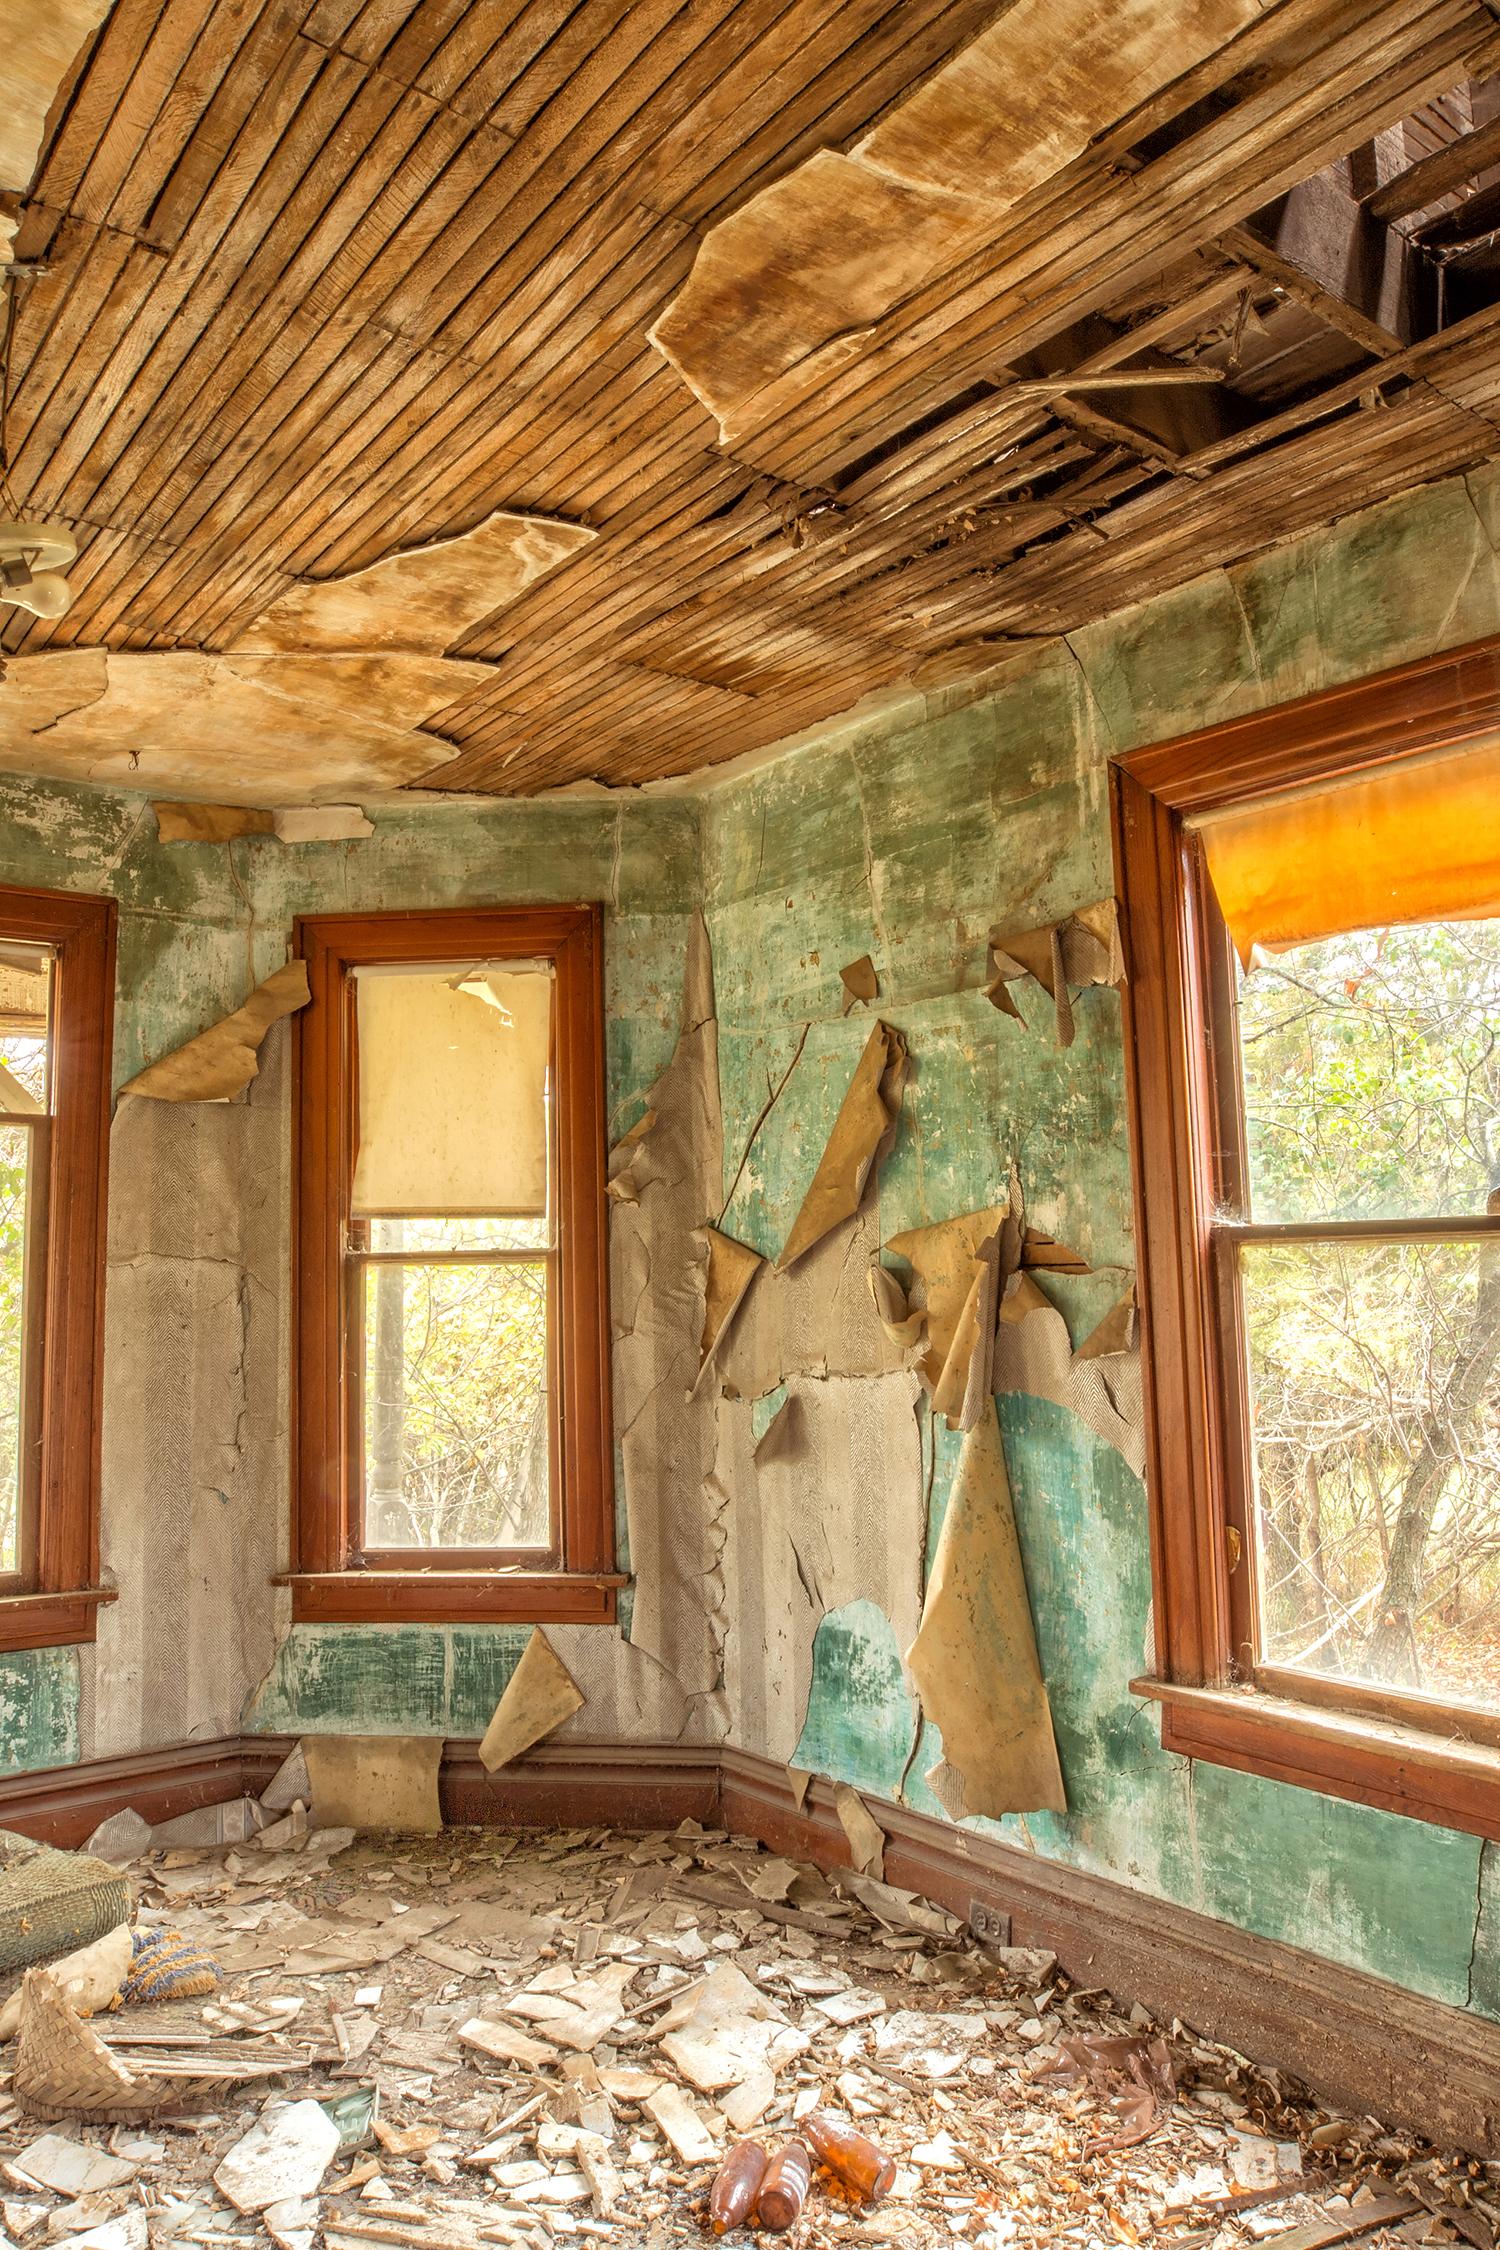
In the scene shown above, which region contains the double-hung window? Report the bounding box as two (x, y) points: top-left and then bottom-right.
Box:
(290, 907), (616, 1624)
(0, 883), (114, 1649)
(1117, 640), (1500, 1839)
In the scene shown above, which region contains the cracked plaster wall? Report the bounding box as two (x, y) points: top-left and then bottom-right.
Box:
(2, 457), (1500, 2019)
(0, 784), (706, 1765)
(697, 453), (1500, 2028)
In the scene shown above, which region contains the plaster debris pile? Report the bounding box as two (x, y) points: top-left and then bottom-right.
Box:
(0, 1825), (1486, 2250)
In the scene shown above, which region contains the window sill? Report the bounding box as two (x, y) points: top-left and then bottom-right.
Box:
(279, 1571), (624, 1626)
(0, 1588), (117, 1651)
(1132, 1675), (1500, 1842)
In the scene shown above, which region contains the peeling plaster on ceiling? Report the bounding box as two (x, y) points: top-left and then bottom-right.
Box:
(4, 0), (110, 202)
(648, 0), (1262, 444)
(232, 511), (597, 657)
(0, 649), (491, 804)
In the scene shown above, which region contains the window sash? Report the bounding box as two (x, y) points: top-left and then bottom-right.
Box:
(290, 905), (614, 1625)
(344, 1244), (562, 1568)
(0, 886), (114, 1647)
(1112, 638), (1500, 1838)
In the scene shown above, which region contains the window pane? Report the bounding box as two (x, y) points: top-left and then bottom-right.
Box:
(367, 1215), (550, 1253)
(360, 1259), (550, 1550)
(1237, 917), (1500, 1221)
(1244, 1237), (1500, 1711)
(0, 1122), (35, 1574)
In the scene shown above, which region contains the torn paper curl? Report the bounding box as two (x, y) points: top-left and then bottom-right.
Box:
(995, 1271), (1145, 1479)
(776, 1020), (907, 1271)
(985, 898), (1123, 1047)
(479, 1630), (585, 1773)
(120, 961), (310, 1103)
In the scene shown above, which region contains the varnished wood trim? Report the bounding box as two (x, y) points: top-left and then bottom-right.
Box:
(1119, 628), (1500, 812)
(1134, 1676), (1500, 1843)
(290, 907), (615, 1616)
(0, 885), (115, 1648)
(0, 1588), (117, 1650)
(285, 1572), (620, 1625)
(1111, 635), (1500, 1804)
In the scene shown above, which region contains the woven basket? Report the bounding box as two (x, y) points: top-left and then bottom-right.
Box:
(0, 1831), (129, 1974)
(13, 1966), (226, 2121)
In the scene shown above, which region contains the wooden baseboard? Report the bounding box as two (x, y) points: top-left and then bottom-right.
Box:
(0, 1734), (1494, 2154)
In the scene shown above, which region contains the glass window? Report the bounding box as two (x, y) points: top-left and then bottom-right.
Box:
(348, 962), (557, 1559)
(0, 946), (51, 1581)
(1232, 916), (1500, 1712)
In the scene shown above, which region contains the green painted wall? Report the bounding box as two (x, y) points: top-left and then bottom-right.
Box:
(1, 456), (1498, 2022)
(0, 782), (698, 1769)
(701, 458), (1500, 2020)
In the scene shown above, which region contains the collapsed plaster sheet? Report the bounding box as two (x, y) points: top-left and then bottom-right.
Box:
(233, 511), (596, 656)
(648, 0), (1258, 445)
(5, 0), (110, 199)
(610, 912), (725, 1697)
(719, 1370), (924, 1765)
(716, 1205), (912, 1402)
(88, 1029), (287, 1759)
(775, 1020), (908, 1272)
(0, 651), (487, 804)
(995, 1271), (1146, 1478)
(478, 1629), (584, 1772)
(907, 1402), (1067, 1820)
(121, 960), (310, 1102)
(985, 899), (1124, 1047)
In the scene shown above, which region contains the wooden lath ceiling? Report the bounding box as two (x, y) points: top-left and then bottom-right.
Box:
(8, 0), (1500, 797)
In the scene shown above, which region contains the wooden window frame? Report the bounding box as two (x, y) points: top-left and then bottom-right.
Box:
(0, 883), (115, 1651)
(289, 906), (620, 1626)
(1114, 629), (1500, 1843)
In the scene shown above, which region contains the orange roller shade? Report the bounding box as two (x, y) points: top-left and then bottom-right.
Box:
(1196, 738), (1500, 964)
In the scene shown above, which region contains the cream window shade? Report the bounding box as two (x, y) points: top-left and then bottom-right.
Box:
(351, 964), (552, 1216)
(1196, 738), (1500, 966)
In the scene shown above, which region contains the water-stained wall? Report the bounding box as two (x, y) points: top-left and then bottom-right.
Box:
(3, 454), (1500, 2018)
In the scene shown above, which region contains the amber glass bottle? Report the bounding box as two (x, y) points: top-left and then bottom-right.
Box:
(709, 2141), (769, 2234)
(756, 2142), (813, 2230)
(803, 2112), (898, 2202)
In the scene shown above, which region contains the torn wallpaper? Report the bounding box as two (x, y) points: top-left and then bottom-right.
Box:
(775, 1020), (908, 1271)
(906, 1402), (1066, 1820)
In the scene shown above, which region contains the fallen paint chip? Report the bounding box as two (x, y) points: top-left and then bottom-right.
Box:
(643, 2083), (718, 2165)
(120, 960), (311, 1103)
(456, 2017), (560, 2072)
(233, 510), (596, 656)
(834, 1783), (887, 1881)
(776, 1020), (907, 1271)
(840, 955), (879, 1013)
(215, 2100), (343, 2214)
(478, 1629), (585, 1772)
(301, 1736), (443, 1835)
(907, 1404), (1066, 1819)
(14, 2135), (137, 2196)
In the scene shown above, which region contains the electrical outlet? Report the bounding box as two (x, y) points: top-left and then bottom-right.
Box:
(968, 1900), (1012, 1947)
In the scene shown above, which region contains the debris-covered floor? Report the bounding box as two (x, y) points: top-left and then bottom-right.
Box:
(0, 1822), (1493, 2250)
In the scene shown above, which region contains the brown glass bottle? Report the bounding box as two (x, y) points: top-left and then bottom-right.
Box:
(709, 2141), (769, 2235)
(755, 2142), (813, 2231)
(803, 2112), (898, 2203)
